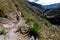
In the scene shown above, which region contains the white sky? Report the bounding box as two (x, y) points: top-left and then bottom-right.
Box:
(29, 0), (35, 2)
(29, 0), (60, 5)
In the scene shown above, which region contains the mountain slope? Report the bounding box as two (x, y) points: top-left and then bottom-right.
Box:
(28, 1), (46, 13)
(43, 6), (60, 25)
(0, 0), (60, 40)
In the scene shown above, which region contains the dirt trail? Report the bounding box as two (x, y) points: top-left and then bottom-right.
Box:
(0, 12), (39, 40)
(4, 17), (29, 40)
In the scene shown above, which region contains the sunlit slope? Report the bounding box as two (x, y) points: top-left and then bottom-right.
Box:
(0, 0), (60, 40)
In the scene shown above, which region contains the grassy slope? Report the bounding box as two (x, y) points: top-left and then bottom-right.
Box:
(0, 0), (60, 40)
(43, 6), (60, 18)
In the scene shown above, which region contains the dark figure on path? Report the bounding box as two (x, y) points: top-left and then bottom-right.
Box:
(16, 13), (20, 21)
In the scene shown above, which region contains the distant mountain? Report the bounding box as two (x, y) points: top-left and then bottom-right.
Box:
(28, 1), (46, 13)
(28, 2), (60, 13)
(43, 3), (60, 9)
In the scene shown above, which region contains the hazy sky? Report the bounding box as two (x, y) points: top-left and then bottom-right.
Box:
(29, 0), (38, 2)
(29, 0), (60, 5)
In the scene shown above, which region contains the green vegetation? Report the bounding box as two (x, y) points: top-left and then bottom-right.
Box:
(0, 0), (17, 13)
(0, 27), (7, 35)
(43, 6), (60, 18)
(0, 0), (60, 40)
(17, 26), (21, 31)
(0, 9), (4, 18)
(29, 22), (40, 33)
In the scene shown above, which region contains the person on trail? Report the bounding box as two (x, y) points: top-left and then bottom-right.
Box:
(16, 13), (20, 21)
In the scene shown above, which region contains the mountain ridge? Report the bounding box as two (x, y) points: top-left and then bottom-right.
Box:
(28, 1), (46, 13)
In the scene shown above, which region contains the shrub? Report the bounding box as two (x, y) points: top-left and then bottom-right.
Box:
(25, 18), (34, 24)
(28, 22), (40, 39)
(0, 9), (7, 18)
(25, 18), (31, 24)
(0, 9), (4, 17)
(0, 27), (7, 35)
(29, 22), (40, 33)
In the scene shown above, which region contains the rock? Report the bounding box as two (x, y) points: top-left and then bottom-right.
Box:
(20, 26), (29, 34)
(2, 23), (14, 28)
(0, 35), (4, 40)
(30, 36), (35, 40)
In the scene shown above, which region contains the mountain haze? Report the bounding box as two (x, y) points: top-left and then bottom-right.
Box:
(43, 3), (60, 9)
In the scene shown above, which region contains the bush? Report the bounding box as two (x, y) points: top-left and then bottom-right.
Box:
(25, 18), (34, 24)
(28, 22), (40, 39)
(0, 27), (7, 35)
(29, 22), (40, 33)
(25, 18), (31, 24)
(0, 9), (4, 17)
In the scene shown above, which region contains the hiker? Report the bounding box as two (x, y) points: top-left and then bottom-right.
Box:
(16, 13), (20, 21)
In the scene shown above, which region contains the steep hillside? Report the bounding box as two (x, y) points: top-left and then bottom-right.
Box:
(0, 0), (60, 40)
(28, 1), (45, 13)
(44, 6), (60, 16)
(43, 6), (60, 25)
